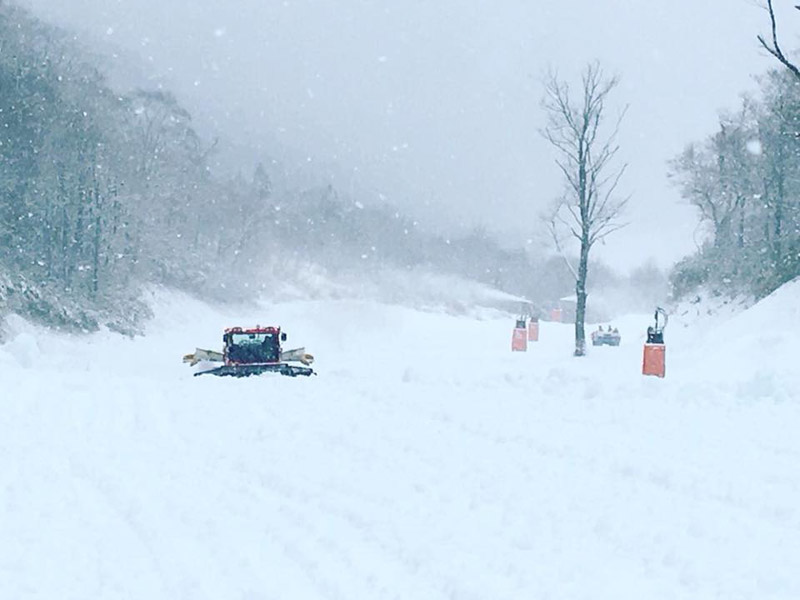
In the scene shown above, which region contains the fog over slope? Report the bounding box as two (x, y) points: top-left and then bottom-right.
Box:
(20, 0), (777, 269)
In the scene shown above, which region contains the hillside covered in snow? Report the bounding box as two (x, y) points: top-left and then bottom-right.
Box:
(1, 279), (798, 599)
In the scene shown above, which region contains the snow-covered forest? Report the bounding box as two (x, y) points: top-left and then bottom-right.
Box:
(5, 2), (797, 338)
(0, 2), (650, 333)
(670, 67), (800, 299)
(2, 0), (800, 598)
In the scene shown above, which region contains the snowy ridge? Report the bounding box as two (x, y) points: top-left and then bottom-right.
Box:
(670, 287), (754, 336)
(262, 265), (530, 316)
(666, 279), (800, 388)
(1, 284), (799, 599)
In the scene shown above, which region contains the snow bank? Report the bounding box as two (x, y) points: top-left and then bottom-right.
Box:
(670, 286), (754, 335)
(665, 280), (800, 394)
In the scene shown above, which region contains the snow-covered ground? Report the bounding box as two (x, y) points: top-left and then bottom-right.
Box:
(1, 282), (799, 599)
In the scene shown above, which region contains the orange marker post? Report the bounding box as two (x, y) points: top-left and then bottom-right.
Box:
(642, 307), (668, 378)
(642, 343), (666, 378)
(528, 318), (539, 342)
(512, 319), (528, 352)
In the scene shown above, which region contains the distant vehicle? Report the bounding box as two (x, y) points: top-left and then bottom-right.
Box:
(591, 326), (621, 347)
(183, 325), (315, 377)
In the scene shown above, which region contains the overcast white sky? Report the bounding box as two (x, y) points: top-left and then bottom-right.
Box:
(19, 0), (796, 271)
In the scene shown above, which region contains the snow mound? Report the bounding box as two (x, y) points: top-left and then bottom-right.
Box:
(670, 287), (754, 334)
(670, 279), (800, 387)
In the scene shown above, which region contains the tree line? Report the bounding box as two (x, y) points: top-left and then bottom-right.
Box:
(1, 2), (601, 334)
(668, 68), (800, 299)
(11, 1), (797, 351)
(666, 2), (800, 301)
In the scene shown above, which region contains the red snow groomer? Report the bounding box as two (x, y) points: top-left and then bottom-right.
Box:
(183, 326), (315, 377)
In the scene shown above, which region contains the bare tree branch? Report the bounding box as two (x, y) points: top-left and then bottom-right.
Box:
(757, 0), (800, 80)
(547, 201), (580, 281)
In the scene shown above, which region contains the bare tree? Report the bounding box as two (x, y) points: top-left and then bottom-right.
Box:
(757, 0), (800, 79)
(541, 62), (628, 357)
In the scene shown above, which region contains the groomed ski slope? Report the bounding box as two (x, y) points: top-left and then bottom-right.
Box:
(1, 282), (799, 599)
